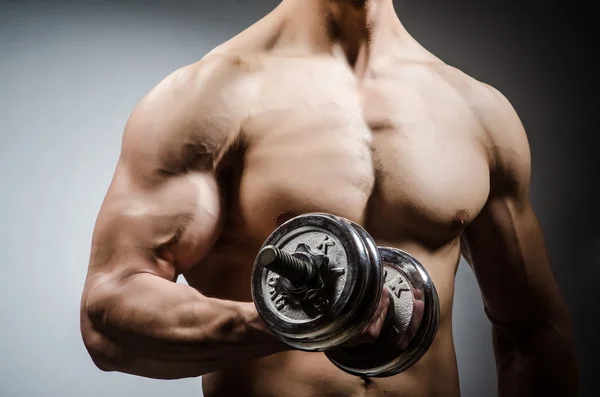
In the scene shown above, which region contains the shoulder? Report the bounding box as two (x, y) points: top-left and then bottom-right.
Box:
(133, 52), (255, 124)
(121, 52), (256, 180)
(434, 64), (532, 196)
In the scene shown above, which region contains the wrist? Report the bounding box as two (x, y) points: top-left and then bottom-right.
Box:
(238, 302), (290, 351)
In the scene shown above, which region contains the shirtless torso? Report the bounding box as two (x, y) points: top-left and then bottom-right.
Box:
(80, 1), (577, 397)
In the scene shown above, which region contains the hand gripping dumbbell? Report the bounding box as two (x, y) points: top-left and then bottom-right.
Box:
(251, 213), (440, 378)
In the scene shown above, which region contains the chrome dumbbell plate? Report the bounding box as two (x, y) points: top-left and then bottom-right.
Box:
(325, 247), (440, 377)
(251, 213), (382, 351)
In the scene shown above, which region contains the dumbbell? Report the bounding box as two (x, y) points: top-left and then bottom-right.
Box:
(251, 213), (440, 378)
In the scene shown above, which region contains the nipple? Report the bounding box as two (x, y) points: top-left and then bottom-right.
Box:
(451, 209), (470, 232)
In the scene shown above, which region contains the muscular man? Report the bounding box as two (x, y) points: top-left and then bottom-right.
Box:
(80, 1), (577, 396)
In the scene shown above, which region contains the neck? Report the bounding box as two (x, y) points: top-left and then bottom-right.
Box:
(279, 0), (407, 71)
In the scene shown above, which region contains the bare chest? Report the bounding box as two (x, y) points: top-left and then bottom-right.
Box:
(232, 59), (490, 247)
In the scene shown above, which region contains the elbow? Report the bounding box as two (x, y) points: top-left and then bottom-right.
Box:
(80, 312), (123, 372)
(81, 327), (121, 373)
(80, 285), (124, 372)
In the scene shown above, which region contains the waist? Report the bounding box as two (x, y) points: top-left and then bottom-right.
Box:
(202, 326), (459, 397)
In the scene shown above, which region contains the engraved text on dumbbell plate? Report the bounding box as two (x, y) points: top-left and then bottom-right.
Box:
(268, 274), (287, 311)
(383, 264), (414, 341)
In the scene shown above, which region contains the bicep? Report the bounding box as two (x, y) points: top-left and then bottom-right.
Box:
(87, 160), (223, 290)
(86, 65), (234, 286)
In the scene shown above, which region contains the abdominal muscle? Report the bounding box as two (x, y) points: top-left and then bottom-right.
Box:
(201, 325), (459, 397)
(194, 238), (463, 397)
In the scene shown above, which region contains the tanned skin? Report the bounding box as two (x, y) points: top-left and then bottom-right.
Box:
(80, 0), (577, 396)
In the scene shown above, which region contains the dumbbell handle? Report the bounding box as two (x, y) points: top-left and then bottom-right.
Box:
(257, 245), (317, 284)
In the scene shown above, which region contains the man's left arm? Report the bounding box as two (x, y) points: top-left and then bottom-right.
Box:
(462, 84), (578, 397)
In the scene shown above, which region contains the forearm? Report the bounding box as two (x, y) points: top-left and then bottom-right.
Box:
(82, 273), (288, 379)
(493, 320), (578, 397)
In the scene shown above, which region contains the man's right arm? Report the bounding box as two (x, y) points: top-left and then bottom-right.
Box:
(80, 60), (287, 380)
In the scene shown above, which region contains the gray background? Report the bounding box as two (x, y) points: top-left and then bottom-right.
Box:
(0, 0), (596, 396)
